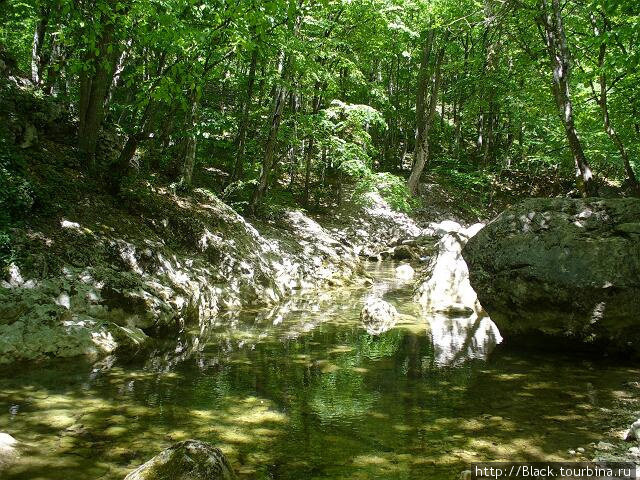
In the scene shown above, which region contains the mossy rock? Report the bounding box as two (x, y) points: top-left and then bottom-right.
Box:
(124, 440), (235, 480)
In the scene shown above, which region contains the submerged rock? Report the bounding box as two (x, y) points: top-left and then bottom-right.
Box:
(124, 440), (235, 480)
(360, 297), (398, 335)
(463, 198), (640, 353)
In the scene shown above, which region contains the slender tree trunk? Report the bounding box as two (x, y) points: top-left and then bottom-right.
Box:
(106, 39), (132, 105)
(43, 37), (65, 95)
(250, 52), (289, 211)
(231, 48), (258, 182)
(589, 14), (638, 192)
(180, 88), (201, 189)
(31, 7), (49, 85)
(111, 100), (159, 192)
(538, 0), (594, 196)
(408, 30), (448, 195)
(303, 92), (322, 207)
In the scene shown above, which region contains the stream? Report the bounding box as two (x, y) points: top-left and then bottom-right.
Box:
(0, 262), (637, 479)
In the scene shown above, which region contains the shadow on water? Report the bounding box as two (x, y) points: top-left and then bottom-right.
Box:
(0, 263), (637, 480)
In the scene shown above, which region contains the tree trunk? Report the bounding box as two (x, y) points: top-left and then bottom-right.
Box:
(43, 37), (65, 95)
(231, 48), (258, 182)
(408, 30), (448, 195)
(538, 0), (595, 196)
(303, 92), (322, 207)
(250, 53), (288, 211)
(179, 88), (201, 189)
(590, 14), (638, 192)
(78, 22), (118, 167)
(31, 6), (49, 85)
(111, 100), (159, 192)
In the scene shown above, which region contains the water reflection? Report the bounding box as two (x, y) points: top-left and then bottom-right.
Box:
(0, 263), (636, 480)
(427, 313), (503, 367)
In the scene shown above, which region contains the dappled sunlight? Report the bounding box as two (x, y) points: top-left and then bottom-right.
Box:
(1, 263), (637, 479)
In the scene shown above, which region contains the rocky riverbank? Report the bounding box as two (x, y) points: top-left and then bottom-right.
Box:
(1, 181), (432, 364)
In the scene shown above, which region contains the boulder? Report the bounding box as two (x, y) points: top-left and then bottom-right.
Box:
(0, 432), (19, 470)
(360, 297), (398, 335)
(395, 263), (415, 280)
(414, 233), (481, 315)
(124, 440), (235, 480)
(463, 198), (640, 352)
(392, 244), (416, 261)
(625, 419), (640, 442)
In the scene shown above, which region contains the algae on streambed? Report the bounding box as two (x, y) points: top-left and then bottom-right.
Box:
(0, 264), (637, 480)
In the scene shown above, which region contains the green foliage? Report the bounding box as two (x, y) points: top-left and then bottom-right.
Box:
(2, 0), (639, 221)
(354, 171), (416, 213)
(0, 153), (34, 227)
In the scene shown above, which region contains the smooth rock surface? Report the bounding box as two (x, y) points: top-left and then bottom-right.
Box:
(414, 231), (482, 315)
(463, 198), (640, 352)
(124, 440), (235, 480)
(395, 263), (415, 280)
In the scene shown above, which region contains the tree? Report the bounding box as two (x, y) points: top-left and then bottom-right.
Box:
(537, 0), (595, 196)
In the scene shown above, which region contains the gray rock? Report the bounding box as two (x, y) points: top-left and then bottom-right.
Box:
(361, 297), (397, 335)
(625, 419), (640, 442)
(0, 432), (19, 469)
(415, 233), (481, 314)
(463, 198), (640, 353)
(430, 220), (463, 236)
(458, 470), (472, 480)
(392, 245), (415, 261)
(124, 440), (235, 480)
(395, 264), (415, 280)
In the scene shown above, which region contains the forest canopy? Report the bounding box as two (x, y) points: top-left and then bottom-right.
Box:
(1, 0), (639, 216)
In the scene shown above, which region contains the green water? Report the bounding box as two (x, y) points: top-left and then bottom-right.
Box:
(0, 264), (636, 479)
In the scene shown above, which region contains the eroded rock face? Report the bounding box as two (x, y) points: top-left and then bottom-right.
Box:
(0, 189), (362, 364)
(414, 223), (484, 315)
(360, 297), (398, 335)
(124, 440), (235, 480)
(463, 198), (640, 352)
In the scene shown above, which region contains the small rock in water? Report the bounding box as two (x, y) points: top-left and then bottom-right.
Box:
(395, 264), (415, 280)
(577, 447), (585, 453)
(625, 419), (640, 442)
(124, 440), (235, 480)
(360, 297), (398, 335)
(458, 470), (472, 480)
